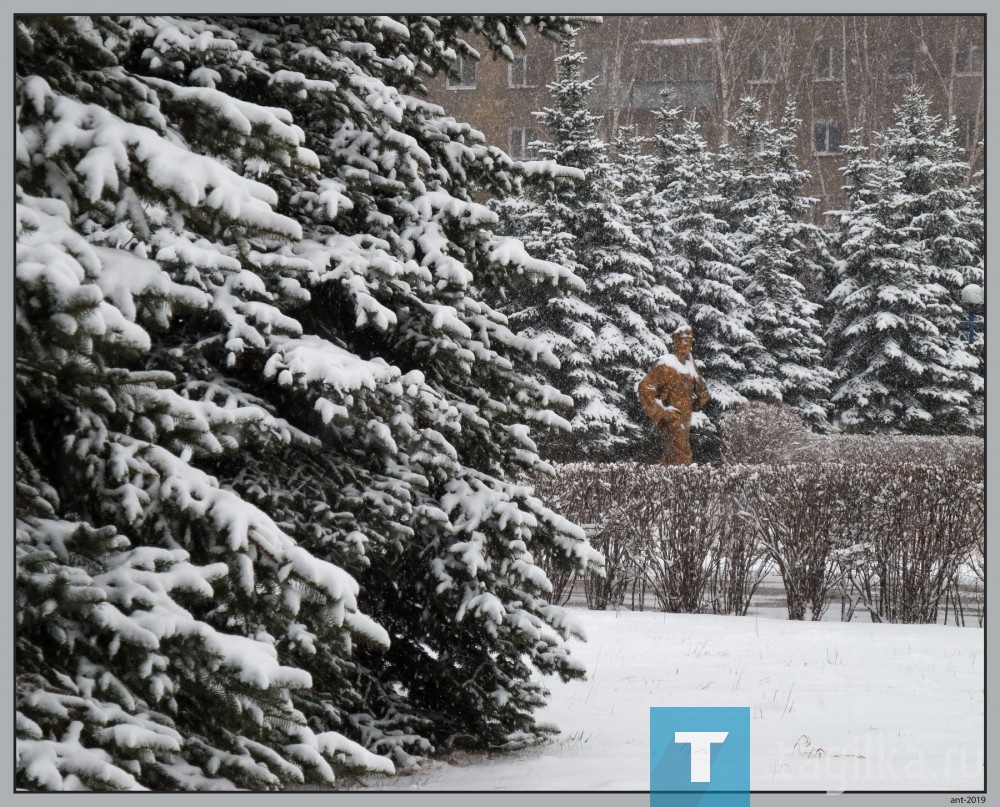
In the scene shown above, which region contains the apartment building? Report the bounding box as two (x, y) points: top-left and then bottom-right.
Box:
(426, 15), (985, 218)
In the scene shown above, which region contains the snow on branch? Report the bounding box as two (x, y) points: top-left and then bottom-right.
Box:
(24, 79), (301, 240)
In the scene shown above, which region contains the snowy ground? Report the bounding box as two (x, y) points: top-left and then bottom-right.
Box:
(362, 609), (983, 792)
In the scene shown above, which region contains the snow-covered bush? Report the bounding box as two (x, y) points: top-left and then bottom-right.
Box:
(535, 464), (769, 615)
(737, 461), (982, 622)
(735, 464), (870, 620)
(532, 464), (638, 610)
(721, 402), (984, 467)
(813, 434), (983, 467)
(959, 505), (985, 627)
(720, 402), (817, 464)
(640, 468), (751, 614)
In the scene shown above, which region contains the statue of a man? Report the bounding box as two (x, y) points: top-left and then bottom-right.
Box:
(638, 325), (711, 465)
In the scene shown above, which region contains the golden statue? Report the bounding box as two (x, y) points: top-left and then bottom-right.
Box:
(638, 325), (711, 465)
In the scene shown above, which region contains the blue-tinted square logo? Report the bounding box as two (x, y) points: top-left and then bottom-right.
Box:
(651, 707), (750, 807)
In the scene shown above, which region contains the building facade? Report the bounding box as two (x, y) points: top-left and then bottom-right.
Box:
(427, 15), (984, 219)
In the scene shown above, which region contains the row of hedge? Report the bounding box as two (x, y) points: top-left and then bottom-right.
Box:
(720, 402), (984, 467)
(532, 461), (984, 624)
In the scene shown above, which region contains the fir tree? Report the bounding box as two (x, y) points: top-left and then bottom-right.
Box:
(16, 14), (602, 790)
(901, 110), (983, 430)
(717, 98), (833, 429)
(652, 106), (760, 459)
(826, 88), (981, 434)
(495, 41), (670, 460)
(607, 124), (688, 456)
(966, 152), (985, 427)
(609, 124), (688, 341)
(772, 102), (838, 312)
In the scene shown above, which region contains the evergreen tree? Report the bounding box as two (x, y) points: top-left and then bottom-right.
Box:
(16, 14), (602, 790)
(609, 124), (688, 340)
(495, 42), (669, 460)
(826, 89), (981, 433)
(772, 102), (838, 311)
(491, 178), (615, 461)
(607, 124), (687, 456)
(652, 106), (760, 458)
(717, 98), (833, 429)
(967, 152), (985, 427)
(904, 111), (984, 430)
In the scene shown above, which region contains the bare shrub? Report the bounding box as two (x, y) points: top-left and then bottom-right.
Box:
(529, 458), (983, 624)
(816, 435), (983, 468)
(582, 517), (639, 611)
(839, 464), (983, 624)
(532, 464), (759, 614)
(533, 464), (643, 610)
(531, 472), (580, 606)
(720, 402), (984, 469)
(707, 472), (772, 616)
(721, 402), (816, 464)
(965, 489), (986, 626)
(737, 465), (867, 620)
(639, 467), (721, 613)
(942, 475), (983, 627)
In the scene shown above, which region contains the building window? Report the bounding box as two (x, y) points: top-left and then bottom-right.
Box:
(684, 51), (710, 81)
(509, 127), (540, 159)
(889, 48), (914, 79)
(658, 50), (681, 81)
(956, 40), (983, 75)
(508, 55), (533, 88)
(749, 49), (777, 83)
(815, 44), (843, 81)
(954, 115), (979, 152)
(814, 119), (843, 154)
(591, 53), (616, 86)
(659, 49), (710, 82)
(447, 56), (477, 89)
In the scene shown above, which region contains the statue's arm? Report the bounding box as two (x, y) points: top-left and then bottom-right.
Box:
(693, 372), (711, 410)
(638, 368), (666, 423)
(640, 367), (683, 426)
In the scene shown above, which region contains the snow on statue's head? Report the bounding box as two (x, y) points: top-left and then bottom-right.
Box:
(671, 325), (694, 358)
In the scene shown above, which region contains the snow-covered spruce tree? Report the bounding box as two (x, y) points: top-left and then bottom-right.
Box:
(716, 98), (833, 429)
(826, 89), (981, 434)
(772, 102), (839, 319)
(967, 153), (985, 427)
(489, 169), (602, 464)
(205, 14), (603, 758)
(609, 124), (688, 341)
(16, 14), (602, 790)
(652, 106), (760, 459)
(494, 41), (669, 460)
(16, 17), (391, 790)
(606, 124), (687, 457)
(892, 104), (983, 432)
